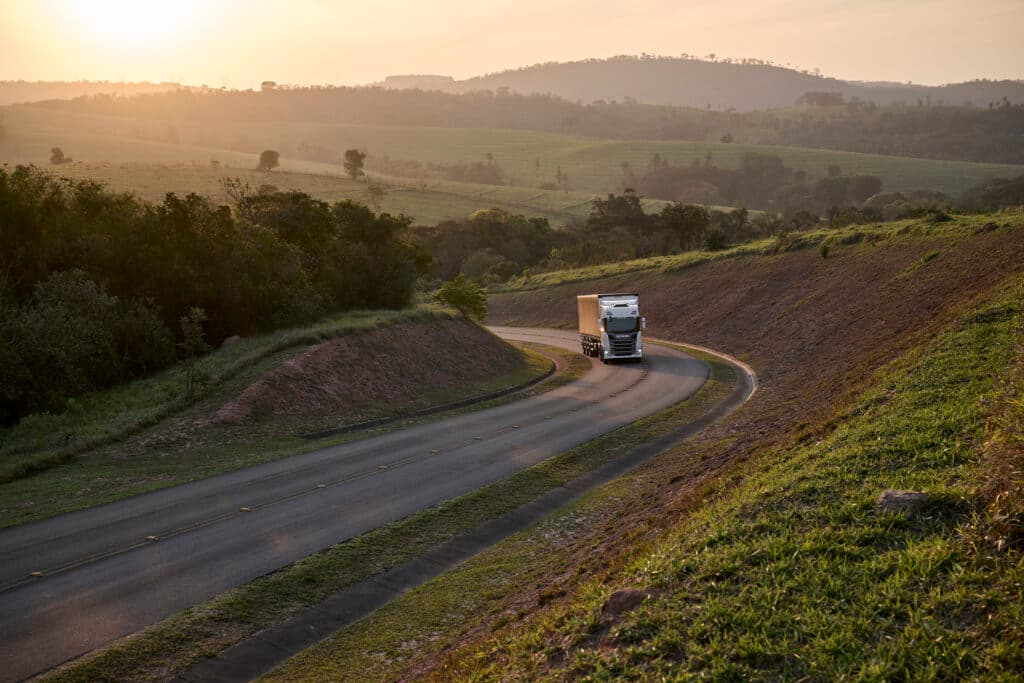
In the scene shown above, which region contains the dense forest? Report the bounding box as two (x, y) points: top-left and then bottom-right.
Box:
(20, 84), (1024, 165)
(635, 152), (889, 213)
(0, 166), (428, 424)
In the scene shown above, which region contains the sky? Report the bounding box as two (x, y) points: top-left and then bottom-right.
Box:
(0, 0), (1021, 88)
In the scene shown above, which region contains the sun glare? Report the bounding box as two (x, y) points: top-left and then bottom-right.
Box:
(73, 0), (199, 45)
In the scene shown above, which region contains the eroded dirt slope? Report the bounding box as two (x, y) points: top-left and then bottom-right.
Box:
(491, 223), (1024, 452)
(214, 317), (525, 425)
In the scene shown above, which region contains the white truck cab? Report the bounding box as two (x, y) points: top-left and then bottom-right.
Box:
(577, 293), (645, 362)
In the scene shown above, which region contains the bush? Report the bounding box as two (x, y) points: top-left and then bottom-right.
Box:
(0, 271), (175, 424)
(704, 228), (729, 251)
(435, 275), (487, 322)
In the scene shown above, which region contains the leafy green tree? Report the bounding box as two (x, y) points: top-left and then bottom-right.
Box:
(257, 149), (280, 171)
(659, 203), (710, 251)
(344, 149), (366, 180)
(435, 274), (487, 322)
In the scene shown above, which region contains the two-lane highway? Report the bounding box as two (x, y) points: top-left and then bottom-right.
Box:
(0, 329), (707, 681)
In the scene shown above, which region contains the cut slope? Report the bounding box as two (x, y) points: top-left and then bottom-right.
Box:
(213, 317), (525, 425)
(259, 216), (1024, 680)
(490, 218), (1024, 455)
(0, 312), (544, 528)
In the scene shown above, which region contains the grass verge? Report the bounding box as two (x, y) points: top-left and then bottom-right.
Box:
(41, 350), (735, 682)
(434, 283), (1024, 679)
(0, 318), (557, 528)
(0, 308), (436, 484)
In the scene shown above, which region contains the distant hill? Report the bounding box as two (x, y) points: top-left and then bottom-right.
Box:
(387, 55), (1024, 111)
(0, 81), (186, 106)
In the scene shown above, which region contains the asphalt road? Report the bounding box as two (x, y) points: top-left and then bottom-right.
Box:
(0, 328), (707, 682)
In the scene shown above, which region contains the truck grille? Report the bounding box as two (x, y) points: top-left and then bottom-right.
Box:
(609, 335), (636, 356)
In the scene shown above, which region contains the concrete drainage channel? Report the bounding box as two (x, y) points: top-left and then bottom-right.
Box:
(175, 342), (756, 683)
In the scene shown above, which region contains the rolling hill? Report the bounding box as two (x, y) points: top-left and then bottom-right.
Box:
(389, 55), (1024, 111)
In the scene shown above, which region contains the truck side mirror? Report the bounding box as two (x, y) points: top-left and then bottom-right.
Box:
(641, 317), (647, 330)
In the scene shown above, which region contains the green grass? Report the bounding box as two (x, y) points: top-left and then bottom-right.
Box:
(434, 284), (1024, 680)
(41, 349), (734, 683)
(0, 309), (558, 528)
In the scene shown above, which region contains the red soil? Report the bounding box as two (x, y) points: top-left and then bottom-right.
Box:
(490, 225), (1024, 454)
(213, 317), (524, 425)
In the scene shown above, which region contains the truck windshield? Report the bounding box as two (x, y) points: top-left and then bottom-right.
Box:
(605, 317), (637, 333)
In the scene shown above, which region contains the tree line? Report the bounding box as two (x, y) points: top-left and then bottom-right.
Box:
(411, 195), (762, 286)
(21, 84), (1024, 165)
(0, 166), (428, 424)
(635, 152), (886, 213)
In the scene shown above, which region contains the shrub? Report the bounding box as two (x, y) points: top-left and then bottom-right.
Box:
(0, 271), (175, 423)
(704, 228), (729, 251)
(435, 275), (487, 322)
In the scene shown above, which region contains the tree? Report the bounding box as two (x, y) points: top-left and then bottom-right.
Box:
(257, 149), (280, 171)
(659, 203), (710, 251)
(50, 147), (71, 165)
(344, 148), (366, 180)
(179, 307), (211, 402)
(435, 274), (487, 322)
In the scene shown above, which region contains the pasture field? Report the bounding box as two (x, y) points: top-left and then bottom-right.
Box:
(3, 105), (1022, 201)
(8, 161), (648, 226)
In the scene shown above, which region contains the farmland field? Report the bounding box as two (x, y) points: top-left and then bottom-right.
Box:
(4, 161), (676, 227)
(3, 105), (1022, 202)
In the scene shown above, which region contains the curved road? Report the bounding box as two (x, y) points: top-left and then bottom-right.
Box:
(0, 329), (708, 681)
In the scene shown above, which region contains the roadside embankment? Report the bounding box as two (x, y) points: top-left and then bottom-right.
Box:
(0, 311), (548, 528)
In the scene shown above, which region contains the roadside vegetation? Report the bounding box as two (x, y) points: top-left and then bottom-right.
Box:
(430, 286), (1024, 680)
(0, 308), (426, 487)
(265, 282), (1024, 681)
(0, 311), (553, 528)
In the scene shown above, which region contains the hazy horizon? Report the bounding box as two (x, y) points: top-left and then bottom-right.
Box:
(1, 0), (1021, 90)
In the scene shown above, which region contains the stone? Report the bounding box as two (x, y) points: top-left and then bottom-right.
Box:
(221, 335), (242, 348)
(875, 489), (929, 518)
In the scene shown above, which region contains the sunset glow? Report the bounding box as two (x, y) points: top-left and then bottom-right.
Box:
(71, 0), (199, 45)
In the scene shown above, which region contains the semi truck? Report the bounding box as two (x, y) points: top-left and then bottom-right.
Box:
(577, 293), (645, 362)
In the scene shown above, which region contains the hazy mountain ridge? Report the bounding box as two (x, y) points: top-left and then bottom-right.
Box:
(0, 80), (189, 106)
(385, 55), (1024, 111)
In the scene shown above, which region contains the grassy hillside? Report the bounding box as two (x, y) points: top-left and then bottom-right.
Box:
(258, 213), (1024, 679)
(420, 279), (1024, 681)
(3, 105), (1022, 201)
